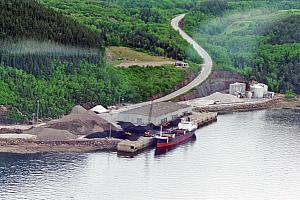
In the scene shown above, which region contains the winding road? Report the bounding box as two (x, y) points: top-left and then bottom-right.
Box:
(154, 14), (213, 102)
(101, 14), (213, 120)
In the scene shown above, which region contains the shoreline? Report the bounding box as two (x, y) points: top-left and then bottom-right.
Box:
(193, 97), (299, 114)
(0, 138), (121, 154)
(1, 98), (299, 155)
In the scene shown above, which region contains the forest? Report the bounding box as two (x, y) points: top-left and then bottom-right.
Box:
(183, 0), (300, 94)
(40, 0), (203, 64)
(0, 0), (188, 122)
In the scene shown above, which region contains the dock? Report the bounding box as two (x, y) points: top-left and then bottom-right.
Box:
(117, 137), (154, 153)
(189, 112), (217, 128)
(117, 112), (217, 153)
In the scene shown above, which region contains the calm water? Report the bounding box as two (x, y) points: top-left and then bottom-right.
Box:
(0, 109), (299, 200)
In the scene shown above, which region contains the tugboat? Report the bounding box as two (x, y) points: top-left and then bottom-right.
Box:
(155, 117), (197, 148)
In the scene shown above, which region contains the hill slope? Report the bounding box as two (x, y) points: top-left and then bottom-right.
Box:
(183, 0), (300, 94)
(0, 0), (186, 122)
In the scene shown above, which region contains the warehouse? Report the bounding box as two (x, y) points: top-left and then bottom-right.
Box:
(229, 82), (246, 97)
(118, 102), (192, 126)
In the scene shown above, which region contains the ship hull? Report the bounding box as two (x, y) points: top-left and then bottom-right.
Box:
(156, 130), (195, 148)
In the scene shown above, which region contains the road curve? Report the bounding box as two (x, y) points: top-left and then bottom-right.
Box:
(154, 13), (213, 102)
(113, 14), (213, 112)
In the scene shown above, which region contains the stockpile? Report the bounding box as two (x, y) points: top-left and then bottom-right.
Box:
(202, 92), (244, 104)
(25, 127), (77, 141)
(24, 105), (119, 141)
(45, 105), (118, 135)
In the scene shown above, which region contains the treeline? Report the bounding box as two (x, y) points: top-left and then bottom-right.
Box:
(0, 62), (184, 121)
(41, 0), (203, 64)
(253, 15), (300, 94)
(0, 0), (102, 48)
(0, 0), (104, 76)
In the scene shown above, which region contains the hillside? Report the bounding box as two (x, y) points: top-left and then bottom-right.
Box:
(40, 0), (203, 64)
(183, 0), (300, 94)
(0, 0), (186, 122)
(0, 0), (104, 76)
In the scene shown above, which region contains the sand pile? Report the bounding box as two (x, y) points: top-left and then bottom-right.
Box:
(45, 105), (118, 136)
(25, 127), (77, 141)
(202, 92), (244, 104)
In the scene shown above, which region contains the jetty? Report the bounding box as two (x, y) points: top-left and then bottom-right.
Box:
(117, 112), (217, 153)
(188, 112), (217, 128)
(117, 137), (154, 153)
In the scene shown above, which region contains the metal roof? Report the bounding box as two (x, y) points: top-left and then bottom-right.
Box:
(119, 102), (191, 117)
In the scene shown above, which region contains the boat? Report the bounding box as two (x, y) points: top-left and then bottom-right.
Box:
(155, 118), (197, 148)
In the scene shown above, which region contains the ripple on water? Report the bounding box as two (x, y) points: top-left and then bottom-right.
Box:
(0, 109), (299, 200)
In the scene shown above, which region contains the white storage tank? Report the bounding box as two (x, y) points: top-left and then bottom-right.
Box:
(246, 91), (253, 99)
(258, 83), (268, 94)
(229, 82), (246, 96)
(250, 85), (264, 98)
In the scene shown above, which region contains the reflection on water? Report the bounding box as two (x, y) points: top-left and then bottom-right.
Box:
(0, 109), (299, 200)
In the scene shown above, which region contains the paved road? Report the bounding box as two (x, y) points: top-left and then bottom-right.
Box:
(102, 14), (213, 120)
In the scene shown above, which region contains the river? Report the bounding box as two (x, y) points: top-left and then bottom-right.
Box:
(0, 109), (299, 200)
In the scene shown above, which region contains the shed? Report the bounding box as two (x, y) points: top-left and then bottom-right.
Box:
(90, 105), (108, 114)
(117, 102), (192, 126)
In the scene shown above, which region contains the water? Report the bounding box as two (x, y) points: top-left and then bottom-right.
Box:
(0, 109), (299, 200)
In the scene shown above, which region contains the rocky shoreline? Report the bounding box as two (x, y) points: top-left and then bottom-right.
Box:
(0, 138), (121, 154)
(1, 97), (299, 154)
(194, 98), (283, 114)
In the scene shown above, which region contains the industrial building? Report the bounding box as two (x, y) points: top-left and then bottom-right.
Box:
(118, 102), (192, 126)
(250, 83), (274, 98)
(229, 82), (246, 97)
(230, 82), (274, 99)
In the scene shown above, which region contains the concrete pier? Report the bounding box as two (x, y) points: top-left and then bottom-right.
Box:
(117, 137), (154, 153)
(189, 112), (218, 128)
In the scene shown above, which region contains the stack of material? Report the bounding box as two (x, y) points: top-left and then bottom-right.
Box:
(180, 92), (244, 107)
(202, 92), (244, 104)
(25, 127), (76, 141)
(90, 105), (108, 114)
(45, 105), (118, 136)
(24, 105), (119, 141)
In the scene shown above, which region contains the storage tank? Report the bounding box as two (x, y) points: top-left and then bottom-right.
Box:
(246, 91), (253, 99)
(229, 82), (246, 96)
(250, 85), (264, 98)
(258, 83), (268, 94)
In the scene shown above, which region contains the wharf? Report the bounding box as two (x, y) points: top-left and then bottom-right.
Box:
(189, 112), (218, 128)
(117, 137), (154, 153)
(117, 112), (217, 153)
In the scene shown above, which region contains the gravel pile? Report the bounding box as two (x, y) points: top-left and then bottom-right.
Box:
(22, 105), (118, 141)
(202, 92), (244, 104)
(24, 127), (77, 141)
(45, 105), (118, 136)
(180, 92), (244, 107)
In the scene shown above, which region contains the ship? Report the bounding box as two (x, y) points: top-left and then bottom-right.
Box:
(155, 118), (197, 148)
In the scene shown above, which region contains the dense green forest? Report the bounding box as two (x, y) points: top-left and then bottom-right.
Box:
(0, 62), (184, 121)
(40, 0), (202, 64)
(0, 0), (104, 76)
(183, 0), (300, 94)
(0, 0), (187, 122)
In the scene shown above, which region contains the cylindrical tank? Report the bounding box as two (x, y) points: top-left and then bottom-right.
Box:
(246, 91), (253, 99)
(250, 85), (264, 98)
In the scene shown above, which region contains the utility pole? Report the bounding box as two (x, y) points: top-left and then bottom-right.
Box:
(36, 100), (40, 125)
(109, 112), (112, 138)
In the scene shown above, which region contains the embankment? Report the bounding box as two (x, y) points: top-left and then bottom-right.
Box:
(194, 98), (282, 114)
(0, 138), (121, 154)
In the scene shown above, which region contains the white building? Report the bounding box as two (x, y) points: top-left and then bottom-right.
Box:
(229, 82), (246, 97)
(90, 105), (108, 114)
(175, 61), (189, 68)
(118, 102), (192, 126)
(250, 83), (269, 98)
